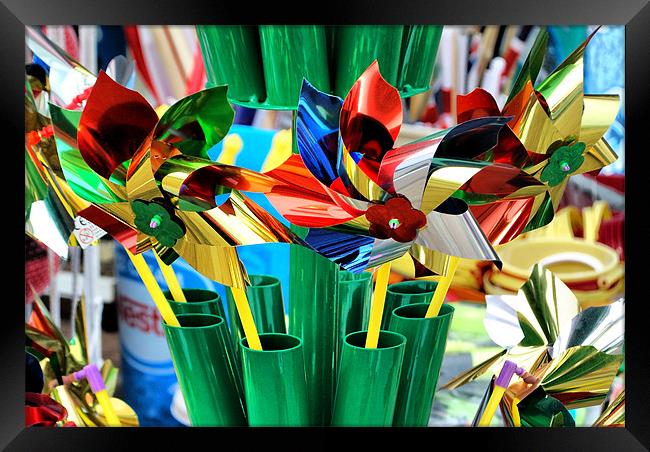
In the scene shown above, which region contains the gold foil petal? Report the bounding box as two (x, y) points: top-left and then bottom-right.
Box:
(580, 95), (621, 146)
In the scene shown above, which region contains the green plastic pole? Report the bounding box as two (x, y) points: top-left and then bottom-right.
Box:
(334, 25), (404, 97)
(383, 280), (438, 330)
(337, 271), (372, 359)
(162, 314), (246, 426)
(397, 26), (443, 96)
(331, 330), (406, 426)
(240, 333), (310, 426)
(258, 25), (330, 109)
(164, 288), (225, 317)
(195, 25), (267, 104)
(288, 244), (339, 426)
(388, 303), (454, 426)
(225, 274), (287, 347)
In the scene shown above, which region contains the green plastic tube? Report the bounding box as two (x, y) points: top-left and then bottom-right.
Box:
(334, 25), (404, 97)
(383, 280), (438, 330)
(258, 25), (330, 109)
(397, 26), (443, 96)
(337, 271), (372, 359)
(288, 244), (339, 425)
(225, 274), (287, 347)
(162, 314), (246, 426)
(195, 25), (267, 104)
(331, 330), (406, 426)
(240, 333), (310, 426)
(388, 303), (455, 426)
(164, 288), (224, 317)
(166, 288), (242, 383)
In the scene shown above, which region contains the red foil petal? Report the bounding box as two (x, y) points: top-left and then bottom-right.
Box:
(25, 393), (68, 427)
(78, 71), (158, 180)
(340, 61), (403, 161)
(265, 154), (364, 227)
(457, 88), (502, 124)
(470, 198), (534, 245)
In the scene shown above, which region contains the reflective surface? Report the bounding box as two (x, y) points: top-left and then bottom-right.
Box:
(162, 314), (246, 426)
(331, 331), (406, 426)
(388, 303), (454, 426)
(240, 333), (309, 426)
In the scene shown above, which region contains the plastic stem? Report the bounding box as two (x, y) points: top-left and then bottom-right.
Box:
(478, 385), (506, 426)
(365, 262), (392, 348)
(512, 397), (521, 427)
(426, 256), (460, 318)
(230, 286), (262, 350)
(125, 249), (179, 327)
(95, 389), (121, 426)
(153, 251), (186, 302)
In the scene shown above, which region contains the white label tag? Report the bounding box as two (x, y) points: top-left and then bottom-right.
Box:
(73, 216), (107, 248)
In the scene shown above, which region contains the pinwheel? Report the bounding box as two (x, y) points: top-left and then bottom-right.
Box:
(49, 69), (309, 290)
(260, 61), (551, 277)
(443, 264), (624, 418)
(26, 294), (138, 426)
(455, 27), (619, 237)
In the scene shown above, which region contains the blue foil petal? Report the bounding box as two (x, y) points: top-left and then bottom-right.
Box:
(296, 79), (343, 186)
(304, 228), (373, 273)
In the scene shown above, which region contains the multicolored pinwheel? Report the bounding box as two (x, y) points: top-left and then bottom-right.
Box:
(260, 62), (550, 276)
(51, 70), (308, 288)
(456, 27), (619, 236)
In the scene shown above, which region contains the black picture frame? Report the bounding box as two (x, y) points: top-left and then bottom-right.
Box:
(4, 0), (648, 449)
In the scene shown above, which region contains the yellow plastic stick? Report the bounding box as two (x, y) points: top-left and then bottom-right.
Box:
(153, 251), (186, 302)
(125, 249), (179, 327)
(425, 256), (460, 318)
(95, 389), (121, 426)
(365, 262), (392, 349)
(511, 397), (521, 427)
(230, 286), (263, 350)
(478, 385), (506, 426)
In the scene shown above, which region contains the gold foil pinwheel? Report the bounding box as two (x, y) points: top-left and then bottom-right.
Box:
(456, 27), (620, 235)
(444, 264), (624, 417)
(26, 293), (138, 427)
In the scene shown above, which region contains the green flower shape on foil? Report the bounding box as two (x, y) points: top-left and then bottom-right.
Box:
(540, 142), (586, 186)
(131, 200), (184, 247)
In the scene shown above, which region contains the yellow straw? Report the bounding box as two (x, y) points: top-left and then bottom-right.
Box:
(125, 249), (179, 327)
(230, 286), (263, 350)
(153, 252), (186, 302)
(95, 389), (121, 426)
(365, 262), (392, 349)
(511, 397), (521, 427)
(425, 256), (460, 318)
(478, 385), (506, 426)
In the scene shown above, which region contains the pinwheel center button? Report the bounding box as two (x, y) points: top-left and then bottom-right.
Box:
(149, 214), (163, 229)
(388, 218), (401, 229)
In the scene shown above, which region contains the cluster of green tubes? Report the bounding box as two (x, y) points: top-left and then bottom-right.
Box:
(162, 269), (453, 427)
(195, 25), (443, 110)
